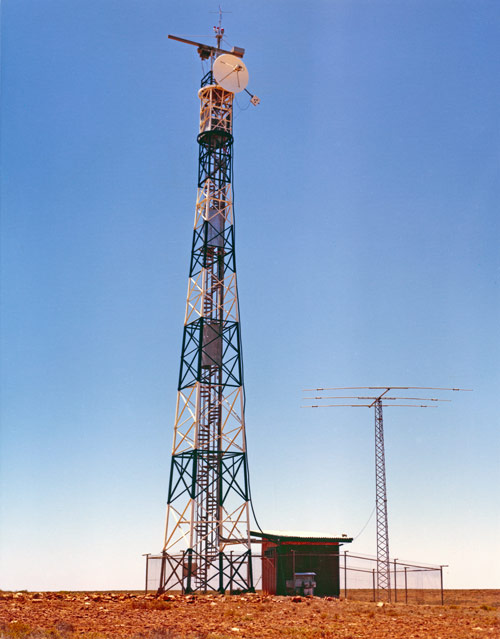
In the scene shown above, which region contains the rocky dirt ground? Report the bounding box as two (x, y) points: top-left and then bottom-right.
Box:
(1, 590), (498, 639)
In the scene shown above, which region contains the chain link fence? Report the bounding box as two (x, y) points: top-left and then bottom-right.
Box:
(339, 551), (445, 604)
(145, 550), (445, 604)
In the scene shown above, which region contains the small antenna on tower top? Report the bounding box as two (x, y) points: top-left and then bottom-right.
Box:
(211, 5), (231, 50)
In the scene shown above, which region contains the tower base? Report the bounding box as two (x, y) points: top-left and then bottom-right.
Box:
(146, 550), (254, 595)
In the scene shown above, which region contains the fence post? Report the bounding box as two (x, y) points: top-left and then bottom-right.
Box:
(230, 551), (234, 595)
(144, 554), (150, 593)
(440, 565), (444, 605)
(344, 551), (348, 599)
(185, 549), (192, 594)
(393, 559), (397, 603)
(404, 566), (408, 604)
(372, 569), (376, 601)
(159, 550), (166, 594)
(248, 549), (255, 593)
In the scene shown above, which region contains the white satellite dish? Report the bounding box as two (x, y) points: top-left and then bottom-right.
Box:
(213, 54), (249, 93)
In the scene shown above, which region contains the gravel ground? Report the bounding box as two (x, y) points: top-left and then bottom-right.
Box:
(1, 590), (498, 638)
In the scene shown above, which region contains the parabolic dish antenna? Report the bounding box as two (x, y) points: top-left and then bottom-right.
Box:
(213, 54), (249, 93)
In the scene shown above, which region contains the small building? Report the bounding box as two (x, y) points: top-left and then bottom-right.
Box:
(251, 530), (353, 597)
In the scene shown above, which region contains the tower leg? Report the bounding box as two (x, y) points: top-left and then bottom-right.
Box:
(185, 548), (194, 594)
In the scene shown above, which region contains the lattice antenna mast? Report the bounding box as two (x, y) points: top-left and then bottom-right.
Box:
(302, 386), (470, 601)
(158, 29), (255, 594)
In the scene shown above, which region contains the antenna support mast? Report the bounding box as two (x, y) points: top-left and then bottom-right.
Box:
(302, 386), (470, 601)
(374, 397), (390, 595)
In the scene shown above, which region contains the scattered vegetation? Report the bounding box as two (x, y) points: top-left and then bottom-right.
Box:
(0, 625), (183, 639)
(130, 600), (173, 611)
(130, 631), (179, 639)
(0, 622), (106, 639)
(479, 603), (497, 611)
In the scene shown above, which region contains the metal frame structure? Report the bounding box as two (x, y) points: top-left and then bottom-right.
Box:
(158, 33), (253, 594)
(302, 386), (470, 601)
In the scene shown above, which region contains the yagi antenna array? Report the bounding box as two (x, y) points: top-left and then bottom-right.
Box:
(302, 386), (471, 408)
(303, 386), (472, 391)
(168, 34), (245, 60)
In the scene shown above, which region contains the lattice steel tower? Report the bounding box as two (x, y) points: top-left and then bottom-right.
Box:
(303, 386), (469, 601)
(157, 31), (257, 594)
(373, 398), (390, 595)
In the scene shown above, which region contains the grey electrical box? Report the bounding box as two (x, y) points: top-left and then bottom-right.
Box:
(286, 572), (317, 596)
(206, 209), (224, 247)
(202, 321), (222, 367)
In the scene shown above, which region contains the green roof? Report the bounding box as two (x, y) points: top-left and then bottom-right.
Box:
(250, 529), (353, 544)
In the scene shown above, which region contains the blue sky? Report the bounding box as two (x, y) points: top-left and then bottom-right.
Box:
(1, 0), (499, 591)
